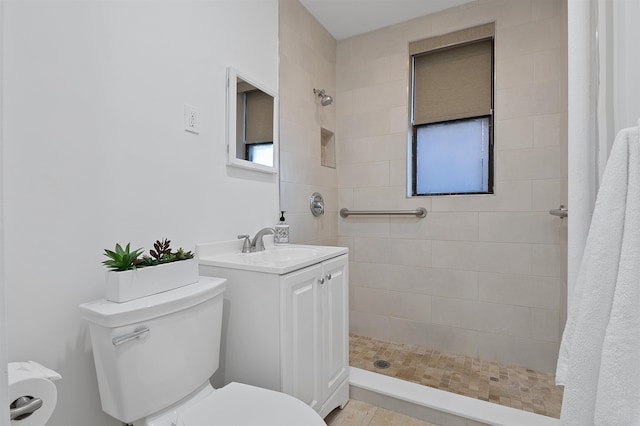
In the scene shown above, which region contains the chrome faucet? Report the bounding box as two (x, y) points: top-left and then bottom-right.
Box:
(237, 234), (252, 253)
(251, 228), (275, 252)
(237, 228), (275, 253)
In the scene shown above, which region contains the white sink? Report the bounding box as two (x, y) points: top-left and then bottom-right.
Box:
(197, 242), (348, 274)
(243, 247), (321, 263)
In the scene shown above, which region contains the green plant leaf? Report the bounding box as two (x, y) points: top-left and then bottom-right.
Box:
(102, 242), (144, 271)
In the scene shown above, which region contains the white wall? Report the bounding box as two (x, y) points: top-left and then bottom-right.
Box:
(0, 0), (9, 422)
(2, 1), (278, 425)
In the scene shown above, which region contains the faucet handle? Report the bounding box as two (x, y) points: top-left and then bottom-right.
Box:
(237, 235), (252, 253)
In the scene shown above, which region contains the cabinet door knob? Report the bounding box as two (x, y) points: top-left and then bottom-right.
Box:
(326, 274), (332, 280)
(319, 277), (325, 284)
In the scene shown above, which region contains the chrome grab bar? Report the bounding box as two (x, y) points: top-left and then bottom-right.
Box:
(112, 325), (150, 346)
(340, 207), (427, 218)
(549, 205), (568, 219)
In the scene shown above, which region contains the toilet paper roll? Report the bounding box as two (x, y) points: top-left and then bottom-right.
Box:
(9, 361), (61, 426)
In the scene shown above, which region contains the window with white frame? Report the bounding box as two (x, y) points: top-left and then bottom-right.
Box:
(409, 23), (495, 196)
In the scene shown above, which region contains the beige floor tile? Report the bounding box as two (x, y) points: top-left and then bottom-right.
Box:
(325, 400), (377, 426)
(369, 407), (438, 426)
(325, 400), (437, 426)
(349, 334), (563, 418)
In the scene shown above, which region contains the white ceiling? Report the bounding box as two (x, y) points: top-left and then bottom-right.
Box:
(298, 0), (476, 40)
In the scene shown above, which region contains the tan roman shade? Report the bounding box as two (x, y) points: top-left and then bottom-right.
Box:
(244, 90), (274, 143)
(410, 23), (494, 126)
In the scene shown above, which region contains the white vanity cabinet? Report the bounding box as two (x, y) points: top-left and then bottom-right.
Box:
(198, 249), (349, 419)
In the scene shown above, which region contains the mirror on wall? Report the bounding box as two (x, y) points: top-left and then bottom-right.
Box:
(226, 67), (278, 174)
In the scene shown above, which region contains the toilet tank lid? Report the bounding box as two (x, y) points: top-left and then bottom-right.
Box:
(78, 277), (226, 328)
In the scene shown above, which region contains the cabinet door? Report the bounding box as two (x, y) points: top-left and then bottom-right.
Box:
(281, 264), (321, 411)
(321, 255), (349, 401)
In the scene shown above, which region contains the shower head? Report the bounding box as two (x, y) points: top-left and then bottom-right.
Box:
(321, 94), (333, 106)
(313, 88), (333, 106)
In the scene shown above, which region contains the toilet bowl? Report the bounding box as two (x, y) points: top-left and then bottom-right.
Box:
(145, 382), (324, 426)
(79, 277), (325, 426)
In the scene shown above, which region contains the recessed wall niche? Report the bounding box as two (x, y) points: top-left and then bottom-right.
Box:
(321, 128), (335, 168)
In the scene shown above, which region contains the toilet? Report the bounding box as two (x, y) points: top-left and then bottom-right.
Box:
(79, 277), (326, 426)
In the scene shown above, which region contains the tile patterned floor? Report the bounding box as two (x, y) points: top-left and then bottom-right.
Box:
(325, 399), (438, 426)
(349, 334), (564, 418)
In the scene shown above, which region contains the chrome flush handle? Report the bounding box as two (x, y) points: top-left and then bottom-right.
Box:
(112, 325), (150, 346)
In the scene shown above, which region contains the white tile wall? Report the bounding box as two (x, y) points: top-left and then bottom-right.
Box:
(389, 159), (409, 187)
(432, 241), (532, 274)
(431, 181), (533, 212)
(337, 133), (406, 165)
(532, 179), (564, 211)
(354, 236), (432, 267)
(478, 212), (559, 244)
(496, 116), (534, 150)
(351, 310), (390, 340)
(497, 147), (562, 181)
(389, 212), (479, 241)
(389, 319), (480, 356)
(350, 262), (481, 301)
(477, 332), (559, 372)
(478, 272), (562, 309)
(352, 286), (432, 323)
(338, 161), (391, 188)
(336, 0), (568, 372)
(353, 186), (427, 211)
(534, 113), (563, 147)
(496, 55), (533, 90)
(279, 0), (338, 245)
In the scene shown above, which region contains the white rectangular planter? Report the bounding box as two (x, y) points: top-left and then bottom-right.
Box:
(105, 258), (199, 303)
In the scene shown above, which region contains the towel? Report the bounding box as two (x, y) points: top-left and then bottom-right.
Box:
(556, 120), (640, 425)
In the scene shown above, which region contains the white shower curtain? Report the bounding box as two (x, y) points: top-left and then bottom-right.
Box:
(568, 0), (640, 308)
(563, 1), (640, 424)
(596, 0), (640, 163)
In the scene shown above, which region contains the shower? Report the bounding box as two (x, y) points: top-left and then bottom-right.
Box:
(313, 88), (333, 106)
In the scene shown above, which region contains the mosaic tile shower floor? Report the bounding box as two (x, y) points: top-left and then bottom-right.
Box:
(349, 334), (564, 418)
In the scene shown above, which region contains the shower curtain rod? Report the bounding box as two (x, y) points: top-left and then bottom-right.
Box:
(340, 207), (427, 218)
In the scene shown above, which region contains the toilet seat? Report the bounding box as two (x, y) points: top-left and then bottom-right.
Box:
(176, 382), (326, 426)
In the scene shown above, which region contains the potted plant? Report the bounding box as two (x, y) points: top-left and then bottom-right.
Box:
(103, 239), (198, 303)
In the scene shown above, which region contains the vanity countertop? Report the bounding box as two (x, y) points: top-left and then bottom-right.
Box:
(196, 241), (348, 275)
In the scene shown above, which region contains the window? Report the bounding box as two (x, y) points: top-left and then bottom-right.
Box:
(409, 23), (495, 196)
(246, 142), (274, 166)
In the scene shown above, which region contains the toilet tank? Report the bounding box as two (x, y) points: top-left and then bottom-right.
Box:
(79, 277), (226, 424)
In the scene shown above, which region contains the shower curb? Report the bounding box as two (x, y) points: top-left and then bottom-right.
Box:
(348, 367), (561, 426)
